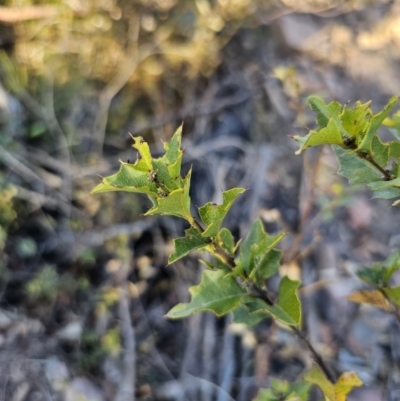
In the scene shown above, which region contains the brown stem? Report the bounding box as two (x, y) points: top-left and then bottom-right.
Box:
(291, 326), (336, 383)
(192, 217), (205, 233)
(358, 152), (392, 181)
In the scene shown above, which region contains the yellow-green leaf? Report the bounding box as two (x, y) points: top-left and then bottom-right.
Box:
(357, 96), (398, 153)
(294, 119), (343, 155)
(132, 136), (153, 170)
(144, 169), (193, 221)
(91, 163), (157, 195)
(304, 364), (362, 401)
(347, 290), (389, 310)
(198, 187), (245, 237)
(383, 286), (400, 306)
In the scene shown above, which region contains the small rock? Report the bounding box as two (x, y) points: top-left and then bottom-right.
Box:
(56, 320), (83, 341)
(45, 357), (69, 391)
(0, 310), (12, 330)
(65, 377), (105, 401)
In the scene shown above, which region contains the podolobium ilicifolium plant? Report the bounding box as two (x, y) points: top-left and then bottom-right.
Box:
(92, 95), (400, 400)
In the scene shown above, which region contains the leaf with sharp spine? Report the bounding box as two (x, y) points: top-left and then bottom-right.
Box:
(371, 135), (390, 168)
(357, 96), (398, 153)
(333, 146), (382, 185)
(308, 97), (342, 128)
(91, 163), (157, 195)
(340, 101), (371, 138)
(198, 188), (245, 237)
(168, 227), (210, 265)
(132, 136), (153, 170)
(294, 119), (343, 155)
(144, 169), (193, 221)
(166, 269), (247, 318)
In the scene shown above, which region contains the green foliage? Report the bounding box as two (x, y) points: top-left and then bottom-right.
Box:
(168, 227), (210, 265)
(198, 188), (246, 237)
(26, 265), (60, 302)
(304, 364), (362, 401)
(0, 176), (17, 251)
(101, 328), (121, 357)
(166, 269), (247, 318)
(348, 251), (400, 311)
(262, 276), (302, 326)
(234, 218), (285, 283)
(93, 122), (370, 400)
(293, 96), (400, 204)
(254, 378), (310, 401)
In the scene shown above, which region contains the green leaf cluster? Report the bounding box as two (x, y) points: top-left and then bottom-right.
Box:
(93, 124), (365, 401)
(293, 96), (400, 203)
(348, 251), (400, 311)
(254, 378), (310, 401)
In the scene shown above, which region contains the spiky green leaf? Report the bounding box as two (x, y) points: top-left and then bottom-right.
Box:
(168, 227), (210, 265)
(198, 188), (245, 237)
(144, 169), (193, 221)
(357, 96), (398, 153)
(333, 146), (382, 185)
(261, 276), (301, 326)
(166, 269), (247, 318)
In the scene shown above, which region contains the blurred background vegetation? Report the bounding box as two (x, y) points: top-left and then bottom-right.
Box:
(1, 0), (400, 400)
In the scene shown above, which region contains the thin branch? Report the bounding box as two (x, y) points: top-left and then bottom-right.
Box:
(358, 152), (392, 181)
(291, 326), (336, 382)
(204, 229), (336, 382)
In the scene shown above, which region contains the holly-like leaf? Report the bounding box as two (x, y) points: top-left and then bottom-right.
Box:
(308, 97), (342, 129)
(340, 100), (371, 139)
(294, 119), (344, 155)
(304, 364), (362, 401)
(371, 136), (390, 168)
(168, 227), (210, 265)
(198, 188), (245, 237)
(145, 169), (193, 221)
(235, 219), (284, 283)
(333, 146), (382, 185)
(159, 125), (182, 166)
(132, 136), (153, 170)
(231, 297), (270, 326)
(261, 276), (301, 326)
(357, 96), (398, 154)
(234, 219), (265, 278)
(166, 269), (247, 318)
(347, 290), (390, 310)
(91, 163), (157, 195)
(248, 232), (285, 286)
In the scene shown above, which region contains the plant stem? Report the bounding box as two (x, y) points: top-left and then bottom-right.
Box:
(358, 152), (392, 181)
(204, 232), (336, 382)
(291, 326), (336, 383)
